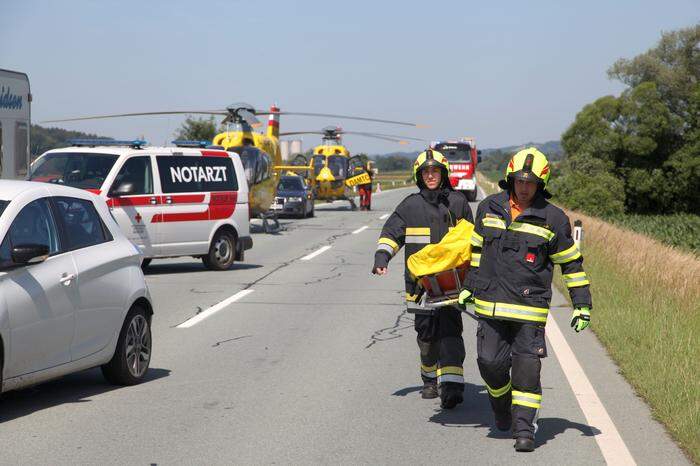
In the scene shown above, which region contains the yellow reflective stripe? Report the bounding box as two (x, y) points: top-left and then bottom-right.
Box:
(512, 390), (542, 409)
(474, 299), (549, 323)
(406, 227), (431, 236)
(508, 222), (555, 241)
(482, 217), (506, 230)
(563, 272), (590, 288)
(378, 237), (399, 252)
(470, 253), (481, 267)
(406, 293), (418, 302)
(471, 232), (484, 247)
(421, 364), (437, 372)
(436, 366), (464, 376)
(486, 380), (512, 398)
(550, 243), (581, 264)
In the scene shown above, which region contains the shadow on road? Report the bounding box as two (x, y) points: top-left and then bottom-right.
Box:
(427, 382), (495, 431)
(535, 417), (601, 447)
(144, 262), (263, 275)
(0, 367), (171, 423)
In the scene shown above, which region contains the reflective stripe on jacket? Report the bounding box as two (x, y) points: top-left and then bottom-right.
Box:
(465, 191), (591, 324)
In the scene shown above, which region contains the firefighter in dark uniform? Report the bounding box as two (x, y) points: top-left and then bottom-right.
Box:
(458, 148), (592, 452)
(373, 150), (474, 409)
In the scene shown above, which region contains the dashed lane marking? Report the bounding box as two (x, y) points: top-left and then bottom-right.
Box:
(352, 225), (369, 234)
(546, 314), (636, 465)
(177, 289), (255, 328)
(300, 245), (332, 261)
(379, 213), (390, 220)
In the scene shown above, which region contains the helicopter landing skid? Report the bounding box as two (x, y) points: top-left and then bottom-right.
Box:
(260, 211), (280, 233)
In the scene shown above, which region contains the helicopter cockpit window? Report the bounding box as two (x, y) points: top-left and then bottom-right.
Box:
(232, 146), (259, 185)
(312, 155), (325, 176)
(327, 155), (347, 179)
(257, 152), (271, 183)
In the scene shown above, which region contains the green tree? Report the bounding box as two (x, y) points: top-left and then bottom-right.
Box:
(557, 24), (700, 215)
(174, 116), (219, 142)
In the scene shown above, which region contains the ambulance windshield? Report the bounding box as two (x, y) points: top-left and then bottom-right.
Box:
(29, 153), (119, 190)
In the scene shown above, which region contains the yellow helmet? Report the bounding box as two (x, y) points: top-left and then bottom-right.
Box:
(499, 147), (551, 197)
(413, 149), (451, 189)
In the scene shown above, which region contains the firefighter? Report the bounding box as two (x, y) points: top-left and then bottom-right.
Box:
(373, 149), (474, 409)
(458, 148), (592, 452)
(359, 161), (374, 211)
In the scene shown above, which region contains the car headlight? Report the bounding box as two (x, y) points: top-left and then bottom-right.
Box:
(287, 197), (303, 202)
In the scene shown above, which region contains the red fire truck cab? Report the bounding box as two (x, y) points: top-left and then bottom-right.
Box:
(430, 138), (482, 202)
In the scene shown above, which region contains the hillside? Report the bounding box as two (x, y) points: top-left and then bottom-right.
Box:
(31, 125), (114, 159)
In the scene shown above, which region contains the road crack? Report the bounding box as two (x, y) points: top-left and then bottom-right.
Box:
(212, 335), (253, 347)
(365, 308), (414, 350)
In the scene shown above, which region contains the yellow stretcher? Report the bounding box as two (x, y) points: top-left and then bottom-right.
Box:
(407, 219), (474, 309)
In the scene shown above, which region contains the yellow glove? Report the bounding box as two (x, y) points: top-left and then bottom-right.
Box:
(571, 307), (591, 332)
(458, 289), (474, 309)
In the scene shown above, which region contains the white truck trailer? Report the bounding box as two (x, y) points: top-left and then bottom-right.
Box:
(0, 69), (31, 179)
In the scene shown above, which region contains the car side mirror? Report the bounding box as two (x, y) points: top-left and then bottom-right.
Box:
(12, 244), (50, 265)
(111, 182), (135, 197)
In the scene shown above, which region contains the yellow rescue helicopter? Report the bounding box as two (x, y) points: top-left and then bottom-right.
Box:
(279, 126), (424, 209)
(42, 104), (423, 226)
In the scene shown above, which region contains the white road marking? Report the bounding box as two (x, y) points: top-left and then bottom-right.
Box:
(301, 245), (332, 261)
(177, 289), (255, 328)
(352, 225), (369, 234)
(379, 213), (390, 220)
(546, 316), (636, 465)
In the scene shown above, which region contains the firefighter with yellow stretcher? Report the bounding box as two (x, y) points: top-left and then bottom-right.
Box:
(373, 149), (474, 409)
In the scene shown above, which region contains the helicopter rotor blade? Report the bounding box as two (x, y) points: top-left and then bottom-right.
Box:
(341, 131), (425, 142)
(41, 110), (228, 124)
(278, 131), (325, 136)
(256, 111), (426, 128)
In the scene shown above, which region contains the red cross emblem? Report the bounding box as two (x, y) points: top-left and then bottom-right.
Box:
(134, 213), (142, 223)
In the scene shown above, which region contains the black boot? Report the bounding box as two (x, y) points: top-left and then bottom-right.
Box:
(495, 410), (512, 432)
(439, 382), (464, 409)
(514, 437), (535, 452)
(421, 382), (438, 399)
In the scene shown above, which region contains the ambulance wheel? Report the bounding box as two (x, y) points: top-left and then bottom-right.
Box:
(203, 230), (236, 271)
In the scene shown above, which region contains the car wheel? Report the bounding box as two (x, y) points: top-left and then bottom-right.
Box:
(202, 230), (236, 271)
(141, 258), (152, 270)
(101, 305), (151, 385)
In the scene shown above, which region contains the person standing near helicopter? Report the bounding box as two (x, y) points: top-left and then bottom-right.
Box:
(373, 149), (474, 409)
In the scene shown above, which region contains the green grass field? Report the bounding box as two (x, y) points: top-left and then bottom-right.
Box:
(478, 172), (700, 462)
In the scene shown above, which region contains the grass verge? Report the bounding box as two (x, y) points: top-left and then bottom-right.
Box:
(477, 171), (700, 462)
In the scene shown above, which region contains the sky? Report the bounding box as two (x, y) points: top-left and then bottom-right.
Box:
(1, 0), (698, 154)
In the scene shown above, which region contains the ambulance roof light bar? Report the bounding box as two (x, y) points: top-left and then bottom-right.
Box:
(68, 139), (147, 149)
(171, 140), (210, 148)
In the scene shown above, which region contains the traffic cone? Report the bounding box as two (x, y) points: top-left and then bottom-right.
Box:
(376, 182), (381, 193)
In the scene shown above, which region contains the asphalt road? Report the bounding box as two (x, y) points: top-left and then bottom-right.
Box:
(0, 187), (690, 465)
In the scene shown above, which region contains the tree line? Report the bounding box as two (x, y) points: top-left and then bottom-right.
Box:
(551, 24), (699, 216)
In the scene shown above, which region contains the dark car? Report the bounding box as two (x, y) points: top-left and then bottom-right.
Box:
(271, 175), (315, 218)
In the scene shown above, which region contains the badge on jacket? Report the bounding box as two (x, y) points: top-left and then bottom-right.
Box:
(525, 252), (536, 263)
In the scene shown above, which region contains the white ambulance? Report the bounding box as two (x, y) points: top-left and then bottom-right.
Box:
(28, 140), (252, 270)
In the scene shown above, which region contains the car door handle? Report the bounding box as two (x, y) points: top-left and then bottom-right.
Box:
(59, 273), (77, 286)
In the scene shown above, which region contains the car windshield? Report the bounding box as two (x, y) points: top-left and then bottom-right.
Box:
(278, 177), (303, 191)
(436, 144), (472, 161)
(28, 153), (119, 189)
(0, 200), (8, 219)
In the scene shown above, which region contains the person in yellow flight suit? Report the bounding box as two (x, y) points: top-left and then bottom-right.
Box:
(458, 148), (592, 452)
(373, 150), (474, 409)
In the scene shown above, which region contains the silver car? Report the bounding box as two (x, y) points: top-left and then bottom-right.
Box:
(0, 180), (153, 393)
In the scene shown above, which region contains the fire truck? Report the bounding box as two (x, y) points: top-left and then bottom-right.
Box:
(430, 138), (481, 201)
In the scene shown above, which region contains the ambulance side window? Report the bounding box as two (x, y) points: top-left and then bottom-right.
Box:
(157, 156), (238, 193)
(112, 157), (153, 195)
